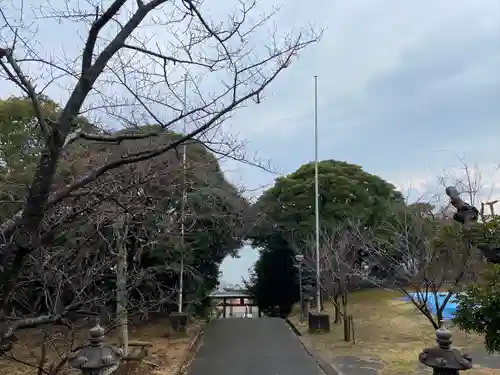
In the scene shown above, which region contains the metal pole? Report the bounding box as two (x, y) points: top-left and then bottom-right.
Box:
(314, 75), (321, 312)
(178, 73), (188, 313)
(299, 262), (304, 323)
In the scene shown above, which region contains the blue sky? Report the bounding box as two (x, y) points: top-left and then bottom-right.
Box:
(0, 0), (499, 285)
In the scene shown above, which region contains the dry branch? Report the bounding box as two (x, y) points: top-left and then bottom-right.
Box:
(0, 0), (321, 329)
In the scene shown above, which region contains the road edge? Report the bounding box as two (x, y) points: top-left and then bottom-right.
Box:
(174, 324), (205, 375)
(285, 318), (344, 375)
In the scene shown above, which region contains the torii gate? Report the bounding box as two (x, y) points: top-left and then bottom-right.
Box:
(209, 289), (261, 318)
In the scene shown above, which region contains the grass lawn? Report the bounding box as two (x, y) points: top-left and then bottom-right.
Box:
(0, 318), (202, 375)
(289, 289), (496, 375)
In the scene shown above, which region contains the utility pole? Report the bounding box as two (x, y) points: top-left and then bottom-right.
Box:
(314, 75), (321, 312)
(178, 73), (188, 313)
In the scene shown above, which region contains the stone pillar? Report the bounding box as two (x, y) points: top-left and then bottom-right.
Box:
(308, 311), (330, 333)
(69, 323), (123, 375)
(419, 324), (472, 375)
(303, 296), (312, 318)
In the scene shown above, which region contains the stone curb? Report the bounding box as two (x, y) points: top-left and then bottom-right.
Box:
(285, 318), (344, 375)
(285, 316), (303, 336)
(172, 324), (205, 375)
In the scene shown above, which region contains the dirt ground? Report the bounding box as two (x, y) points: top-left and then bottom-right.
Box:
(0, 318), (202, 375)
(289, 289), (499, 375)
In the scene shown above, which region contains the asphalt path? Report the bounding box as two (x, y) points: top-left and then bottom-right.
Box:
(186, 317), (324, 375)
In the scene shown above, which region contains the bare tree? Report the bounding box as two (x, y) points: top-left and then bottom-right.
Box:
(0, 0), (320, 347)
(291, 224), (365, 341)
(0, 122), (257, 373)
(435, 154), (500, 221)
(353, 202), (484, 329)
(437, 156), (484, 209)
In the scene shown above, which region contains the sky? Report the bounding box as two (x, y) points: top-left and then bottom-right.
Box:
(1, 0), (499, 285)
(218, 0), (500, 284)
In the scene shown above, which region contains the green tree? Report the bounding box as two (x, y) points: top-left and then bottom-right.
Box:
(453, 217), (500, 353)
(0, 97), (55, 221)
(454, 264), (500, 353)
(248, 233), (298, 317)
(469, 216), (500, 257)
(248, 160), (404, 314)
(1, 118), (249, 324)
(0, 96), (96, 222)
(254, 160), (403, 238)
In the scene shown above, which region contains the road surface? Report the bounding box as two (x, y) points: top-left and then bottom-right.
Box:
(186, 317), (325, 375)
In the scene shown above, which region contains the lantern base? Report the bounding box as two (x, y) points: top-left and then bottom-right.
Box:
(169, 312), (189, 337)
(308, 311), (330, 333)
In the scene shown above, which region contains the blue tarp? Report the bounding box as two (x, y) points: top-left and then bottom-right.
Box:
(404, 292), (458, 320)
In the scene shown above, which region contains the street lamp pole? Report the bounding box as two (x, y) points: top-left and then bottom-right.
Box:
(299, 262), (304, 323)
(295, 254), (304, 323)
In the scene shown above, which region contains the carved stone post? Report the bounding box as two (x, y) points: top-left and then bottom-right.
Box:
(69, 323), (123, 375)
(419, 325), (472, 375)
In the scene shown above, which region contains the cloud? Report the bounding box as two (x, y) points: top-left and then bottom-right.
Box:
(226, 0), (500, 201)
(388, 160), (500, 209)
(1, 0), (499, 280)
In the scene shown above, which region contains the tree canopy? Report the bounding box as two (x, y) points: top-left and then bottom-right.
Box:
(0, 96), (250, 349)
(453, 217), (500, 353)
(253, 160), (403, 239)
(247, 159), (404, 314)
(0, 96), (96, 222)
(454, 264), (500, 353)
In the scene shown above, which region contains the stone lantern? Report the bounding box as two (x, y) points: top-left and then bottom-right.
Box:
(69, 323), (124, 375)
(419, 324), (472, 375)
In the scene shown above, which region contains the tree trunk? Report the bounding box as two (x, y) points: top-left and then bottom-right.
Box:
(342, 291), (351, 342)
(333, 294), (341, 324)
(343, 315), (351, 342)
(115, 215), (129, 356)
